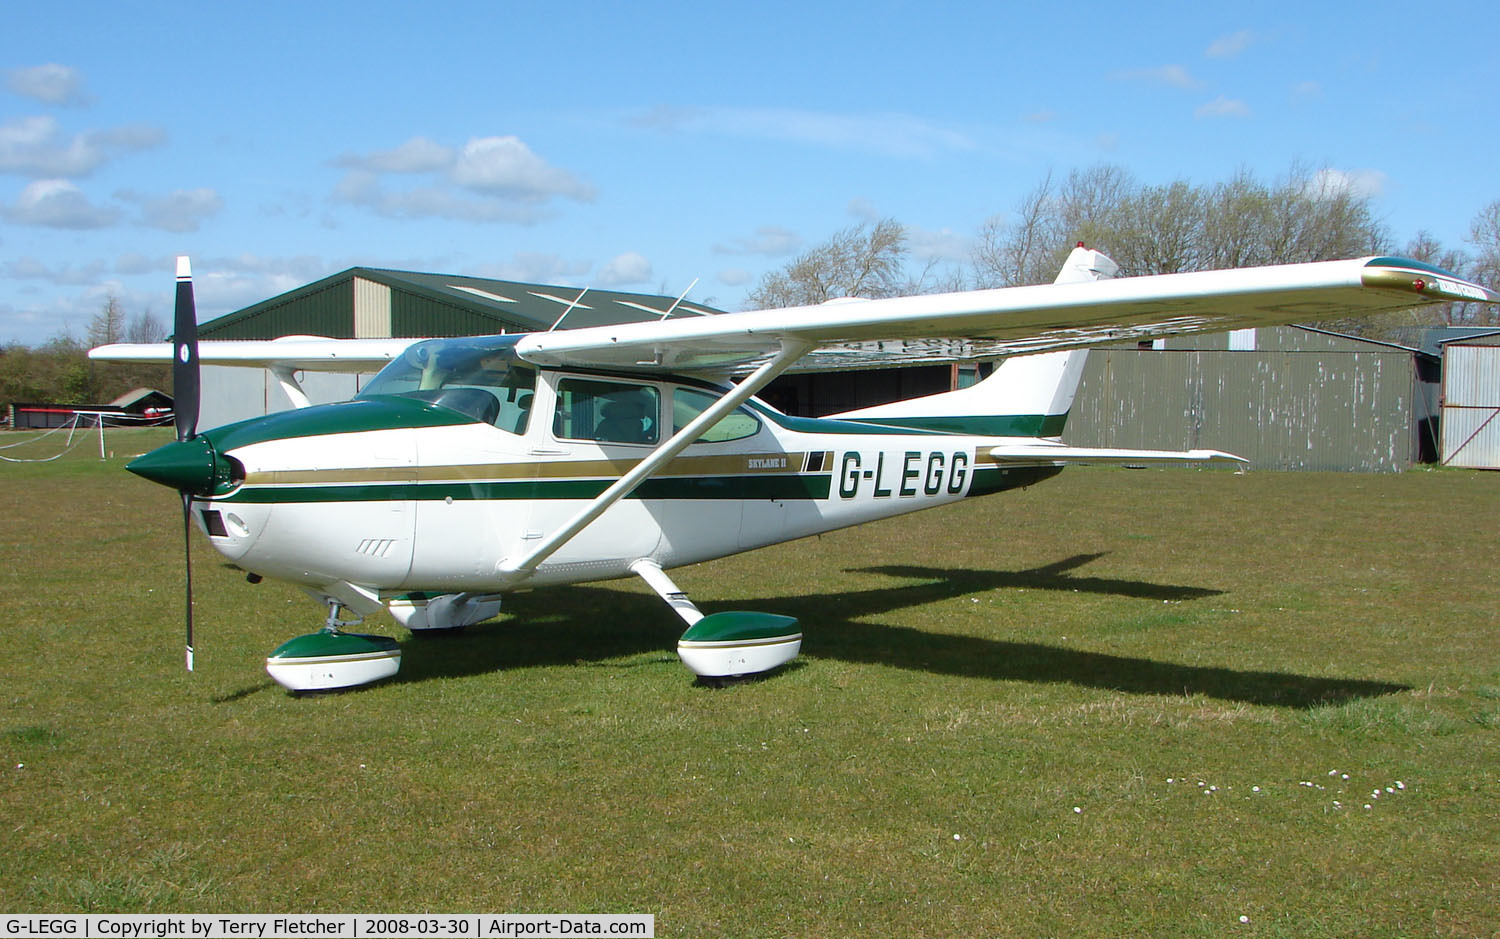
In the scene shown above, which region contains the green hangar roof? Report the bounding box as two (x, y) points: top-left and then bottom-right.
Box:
(198, 267), (726, 341)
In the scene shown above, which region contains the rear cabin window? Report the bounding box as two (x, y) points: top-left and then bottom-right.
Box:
(672, 387), (762, 443)
(554, 378), (660, 445)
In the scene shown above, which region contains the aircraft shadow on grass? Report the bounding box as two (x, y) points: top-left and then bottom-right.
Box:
(392, 553), (1408, 709)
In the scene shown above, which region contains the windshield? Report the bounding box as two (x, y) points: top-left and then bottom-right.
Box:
(358, 336), (536, 432)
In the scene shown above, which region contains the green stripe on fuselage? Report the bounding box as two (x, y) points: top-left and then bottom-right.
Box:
(838, 413), (1068, 436)
(219, 465), (1057, 504)
(219, 473), (834, 504)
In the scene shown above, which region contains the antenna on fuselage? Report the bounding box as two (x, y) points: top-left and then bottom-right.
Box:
(548, 286), (591, 332)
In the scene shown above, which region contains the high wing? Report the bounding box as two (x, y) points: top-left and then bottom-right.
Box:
(515, 256), (1497, 375)
(90, 256), (1498, 378)
(90, 336), (418, 373)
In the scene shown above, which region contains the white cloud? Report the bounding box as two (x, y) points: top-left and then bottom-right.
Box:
(472, 253), (593, 284)
(0, 115), (164, 177)
(1111, 65), (1202, 90)
(3, 179), (120, 228)
(1195, 96), (1251, 118)
(713, 225), (801, 256)
(330, 134), (594, 223)
(847, 197), (879, 222)
(716, 268), (751, 287)
(625, 105), (704, 132)
(629, 106), (974, 158)
(114, 252), (160, 276)
(596, 251), (653, 287)
(1206, 30), (1255, 59)
(907, 225), (970, 264)
(5, 64), (91, 106)
(4, 255), (108, 285)
(202, 253), (337, 280)
(1292, 81), (1323, 101)
(1306, 167), (1386, 200)
(334, 176), (558, 224)
(450, 136), (595, 202)
(334, 136), (452, 174)
(117, 187), (224, 232)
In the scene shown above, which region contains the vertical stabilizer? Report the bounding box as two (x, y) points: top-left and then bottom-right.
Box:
(828, 246), (1116, 438)
(1052, 243), (1119, 285)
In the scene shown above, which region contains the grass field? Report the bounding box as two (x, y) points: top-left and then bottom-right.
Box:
(2, 428), (1497, 936)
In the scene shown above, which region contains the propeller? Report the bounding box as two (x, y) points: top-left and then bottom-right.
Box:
(124, 257), (223, 672)
(173, 257), (200, 671)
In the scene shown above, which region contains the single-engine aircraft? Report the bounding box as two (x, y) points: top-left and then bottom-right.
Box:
(92, 247), (1498, 691)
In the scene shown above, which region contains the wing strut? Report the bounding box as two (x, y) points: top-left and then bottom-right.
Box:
(270, 366), (311, 409)
(496, 339), (813, 583)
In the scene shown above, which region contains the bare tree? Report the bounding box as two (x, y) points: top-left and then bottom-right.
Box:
(1468, 199), (1500, 293)
(972, 171), (1061, 287)
(125, 309), (167, 343)
(745, 219), (908, 309)
(1107, 179), (1205, 275)
(972, 163), (1390, 286)
(86, 294), (125, 348)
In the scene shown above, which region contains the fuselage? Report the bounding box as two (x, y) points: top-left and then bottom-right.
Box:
(131, 335), (1061, 603)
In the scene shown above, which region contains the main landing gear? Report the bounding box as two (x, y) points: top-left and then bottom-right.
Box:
(264, 600), (401, 692)
(631, 560), (802, 681)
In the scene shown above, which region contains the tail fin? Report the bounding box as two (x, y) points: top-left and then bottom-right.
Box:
(828, 246), (1115, 438)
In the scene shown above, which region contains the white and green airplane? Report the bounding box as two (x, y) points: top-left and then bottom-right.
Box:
(92, 247), (1497, 691)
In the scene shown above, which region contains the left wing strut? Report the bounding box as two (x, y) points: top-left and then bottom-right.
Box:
(495, 339), (815, 583)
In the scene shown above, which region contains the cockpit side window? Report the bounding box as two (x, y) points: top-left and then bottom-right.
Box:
(554, 378), (660, 445)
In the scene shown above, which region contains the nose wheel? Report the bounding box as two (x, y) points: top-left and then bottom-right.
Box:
(264, 600), (402, 692)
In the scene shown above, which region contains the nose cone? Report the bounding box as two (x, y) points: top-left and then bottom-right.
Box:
(127, 437), (221, 495)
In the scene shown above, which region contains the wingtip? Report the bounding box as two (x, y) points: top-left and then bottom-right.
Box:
(1186, 449), (1249, 463)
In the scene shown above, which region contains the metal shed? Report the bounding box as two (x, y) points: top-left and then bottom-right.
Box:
(1061, 326), (1438, 472)
(1440, 334), (1500, 469)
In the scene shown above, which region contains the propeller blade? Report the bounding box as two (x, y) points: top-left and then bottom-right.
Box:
(173, 256), (200, 442)
(172, 257), (200, 672)
(181, 492), (195, 672)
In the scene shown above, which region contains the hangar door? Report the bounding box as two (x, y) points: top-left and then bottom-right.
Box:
(1441, 342), (1500, 469)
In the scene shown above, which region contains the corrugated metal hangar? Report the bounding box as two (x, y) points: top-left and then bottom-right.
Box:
(200, 267), (722, 341)
(1063, 327), (1440, 473)
(193, 268), (1482, 473)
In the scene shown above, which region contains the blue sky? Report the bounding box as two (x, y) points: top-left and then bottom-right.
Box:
(2, 0), (1497, 345)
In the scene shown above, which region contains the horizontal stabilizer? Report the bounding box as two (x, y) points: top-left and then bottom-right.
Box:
(987, 444), (1247, 466)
